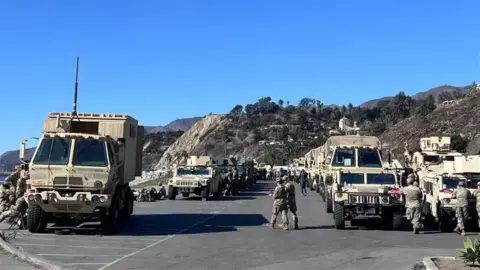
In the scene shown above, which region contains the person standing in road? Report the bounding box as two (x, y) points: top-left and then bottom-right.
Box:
(284, 176), (299, 230)
(402, 174), (423, 234)
(473, 182), (480, 232)
(299, 169), (307, 196)
(452, 181), (471, 236)
(268, 178), (288, 230)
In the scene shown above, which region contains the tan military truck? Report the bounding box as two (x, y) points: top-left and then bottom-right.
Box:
(19, 112), (144, 234)
(167, 156), (222, 201)
(318, 136), (405, 229)
(407, 137), (480, 232)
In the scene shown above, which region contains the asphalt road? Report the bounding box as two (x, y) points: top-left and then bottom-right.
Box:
(6, 181), (471, 270)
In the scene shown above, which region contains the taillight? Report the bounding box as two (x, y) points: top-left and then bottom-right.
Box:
(441, 189), (452, 193)
(444, 198), (451, 203)
(391, 188), (400, 194)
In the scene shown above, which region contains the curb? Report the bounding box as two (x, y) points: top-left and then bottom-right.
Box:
(422, 256), (456, 270)
(0, 236), (68, 270)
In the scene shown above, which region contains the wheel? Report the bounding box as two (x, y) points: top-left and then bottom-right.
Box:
(326, 194), (333, 213)
(168, 186), (176, 200)
(100, 202), (119, 235)
(182, 193), (189, 198)
(334, 203), (345, 229)
(26, 205), (48, 233)
(392, 211), (403, 230)
(119, 187), (134, 222)
(309, 179), (314, 191)
(201, 188), (209, 201)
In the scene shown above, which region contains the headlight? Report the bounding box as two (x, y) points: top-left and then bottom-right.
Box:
(91, 195), (100, 203)
(94, 181), (103, 189)
(382, 196), (389, 203)
(34, 194), (42, 202)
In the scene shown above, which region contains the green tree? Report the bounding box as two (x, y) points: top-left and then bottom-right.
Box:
(451, 134), (469, 153)
(230, 104), (244, 115)
(414, 95), (436, 116)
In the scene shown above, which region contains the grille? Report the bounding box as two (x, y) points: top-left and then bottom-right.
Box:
(68, 204), (82, 211)
(53, 204), (67, 211)
(52, 204), (82, 212)
(177, 181), (195, 186)
(349, 194), (380, 204)
(53, 177), (83, 186)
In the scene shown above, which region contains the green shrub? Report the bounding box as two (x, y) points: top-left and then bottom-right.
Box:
(457, 237), (480, 265)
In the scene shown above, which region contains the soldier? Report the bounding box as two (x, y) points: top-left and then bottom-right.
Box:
(299, 169), (307, 196)
(268, 177), (288, 230)
(158, 183), (166, 199)
(473, 182), (480, 232)
(452, 181), (471, 236)
(284, 176), (299, 230)
(402, 174), (423, 234)
(0, 167), (29, 224)
(4, 165), (22, 193)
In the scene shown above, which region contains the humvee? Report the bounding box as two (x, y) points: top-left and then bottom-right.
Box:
(19, 112), (143, 234)
(407, 136), (480, 231)
(167, 156), (222, 201)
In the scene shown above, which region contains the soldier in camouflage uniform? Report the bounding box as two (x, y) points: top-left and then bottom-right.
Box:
(3, 165), (22, 194)
(473, 182), (480, 232)
(452, 181), (471, 236)
(268, 178), (288, 230)
(284, 176), (299, 230)
(402, 175), (423, 234)
(0, 166), (29, 224)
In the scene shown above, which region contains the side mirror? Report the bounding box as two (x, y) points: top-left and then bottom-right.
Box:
(19, 139), (27, 161)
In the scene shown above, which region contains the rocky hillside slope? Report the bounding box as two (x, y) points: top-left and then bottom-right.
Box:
(380, 92), (480, 158)
(144, 117), (202, 133)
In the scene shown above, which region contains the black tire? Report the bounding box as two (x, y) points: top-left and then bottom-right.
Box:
(309, 179), (314, 191)
(315, 181), (320, 193)
(201, 188), (209, 201)
(182, 193), (189, 198)
(26, 205), (48, 233)
(100, 203), (119, 235)
(168, 186), (176, 200)
(439, 216), (452, 232)
(334, 203), (345, 229)
(326, 194), (333, 213)
(119, 187), (134, 222)
(392, 211), (403, 230)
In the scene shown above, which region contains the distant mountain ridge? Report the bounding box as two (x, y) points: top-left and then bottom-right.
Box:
(360, 85), (469, 108)
(144, 117), (203, 133)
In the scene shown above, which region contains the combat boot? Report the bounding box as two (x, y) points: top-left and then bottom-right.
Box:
(413, 227), (418, 234)
(294, 222), (299, 230)
(454, 227), (461, 234)
(462, 230), (466, 236)
(282, 222), (289, 230)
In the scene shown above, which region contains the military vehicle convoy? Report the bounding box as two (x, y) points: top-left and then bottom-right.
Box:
(167, 156), (222, 201)
(19, 112), (144, 234)
(406, 136), (480, 232)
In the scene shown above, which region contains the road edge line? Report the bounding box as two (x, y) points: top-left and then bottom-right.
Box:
(0, 235), (68, 270)
(422, 256), (456, 270)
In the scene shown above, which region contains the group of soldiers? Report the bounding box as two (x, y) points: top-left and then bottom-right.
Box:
(268, 172), (299, 230)
(0, 165), (29, 225)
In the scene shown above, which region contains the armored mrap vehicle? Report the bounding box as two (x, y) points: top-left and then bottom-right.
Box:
(407, 136), (480, 231)
(318, 135), (405, 230)
(19, 112), (144, 234)
(167, 156), (222, 201)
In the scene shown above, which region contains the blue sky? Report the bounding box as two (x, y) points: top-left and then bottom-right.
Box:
(1, 0), (479, 154)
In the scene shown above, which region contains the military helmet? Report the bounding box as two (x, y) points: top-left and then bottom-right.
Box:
(458, 181), (466, 187)
(14, 165), (21, 170)
(477, 182), (480, 187)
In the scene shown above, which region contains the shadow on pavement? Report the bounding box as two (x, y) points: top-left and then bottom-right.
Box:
(50, 213), (269, 236)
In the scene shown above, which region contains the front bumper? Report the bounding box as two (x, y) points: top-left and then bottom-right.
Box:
(26, 191), (111, 214)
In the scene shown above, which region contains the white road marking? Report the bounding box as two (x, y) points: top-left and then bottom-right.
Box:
(37, 254), (126, 257)
(16, 243), (138, 250)
(65, 263), (107, 265)
(97, 214), (220, 270)
(15, 236), (156, 244)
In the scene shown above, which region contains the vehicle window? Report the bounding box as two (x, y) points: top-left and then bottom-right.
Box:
(33, 137), (71, 165)
(73, 138), (107, 167)
(340, 172), (364, 184)
(177, 168), (211, 175)
(107, 143), (115, 165)
(358, 148), (382, 168)
(443, 178), (459, 189)
(332, 148), (355, 167)
(424, 155), (440, 163)
(366, 174), (395, 185)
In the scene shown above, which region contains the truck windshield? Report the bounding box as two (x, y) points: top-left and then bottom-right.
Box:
(366, 173), (395, 185)
(33, 137), (71, 165)
(72, 138), (108, 167)
(358, 148), (382, 168)
(177, 168), (210, 175)
(340, 172), (364, 184)
(332, 148), (355, 167)
(443, 178), (460, 189)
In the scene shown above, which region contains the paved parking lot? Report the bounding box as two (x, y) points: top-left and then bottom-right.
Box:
(6, 184), (271, 270)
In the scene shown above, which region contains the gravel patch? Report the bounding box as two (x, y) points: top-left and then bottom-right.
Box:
(433, 257), (480, 270)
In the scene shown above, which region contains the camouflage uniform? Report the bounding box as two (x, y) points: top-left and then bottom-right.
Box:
(473, 182), (480, 230)
(402, 175), (423, 234)
(0, 168), (28, 224)
(268, 179), (288, 230)
(284, 177), (299, 230)
(4, 166), (22, 194)
(452, 181), (471, 235)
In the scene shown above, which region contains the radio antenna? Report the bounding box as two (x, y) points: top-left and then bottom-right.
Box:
(72, 56), (79, 116)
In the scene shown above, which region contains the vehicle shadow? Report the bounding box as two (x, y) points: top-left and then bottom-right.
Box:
(49, 213), (269, 236)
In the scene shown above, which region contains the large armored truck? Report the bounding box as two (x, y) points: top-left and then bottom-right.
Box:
(19, 112), (143, 234)
(167, 156), (222, 201)
(407, 137), (480, 231)
(318, 135), (405, 230)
